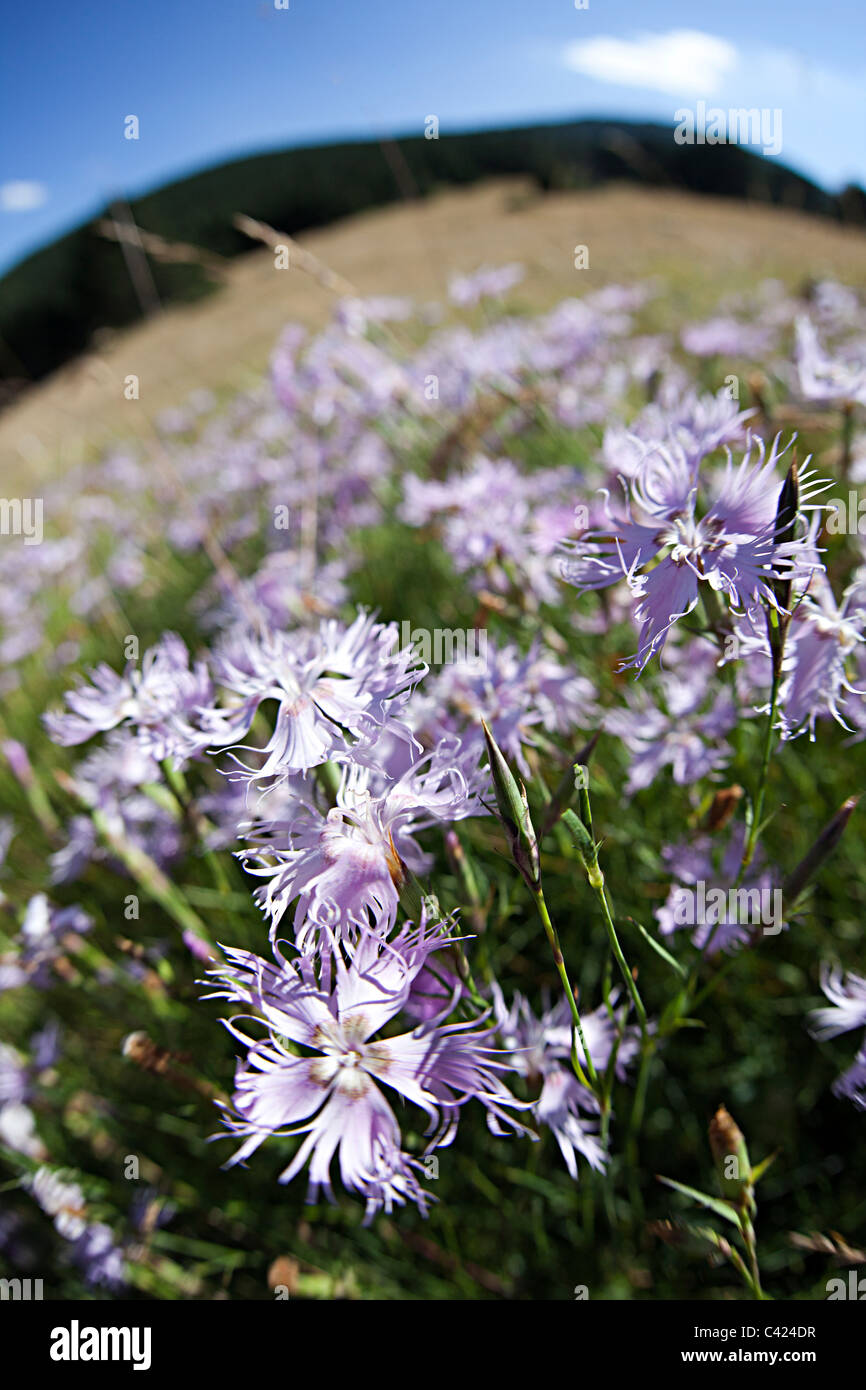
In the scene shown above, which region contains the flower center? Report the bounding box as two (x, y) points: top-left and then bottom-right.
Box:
(657, 515), (702, 562)
(656, 514), (723, 567)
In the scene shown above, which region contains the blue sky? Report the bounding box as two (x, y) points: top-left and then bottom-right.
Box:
(2, 0), (864, 273)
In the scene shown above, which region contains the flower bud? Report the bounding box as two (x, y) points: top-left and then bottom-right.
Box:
(561, 808), (603, 889)
(772, 459), (799, 599)
(768, 459), (799, 675)
(709, 1105), (752, 1202)
(783, 796), (859, 905)
(481, 720), (540, 891)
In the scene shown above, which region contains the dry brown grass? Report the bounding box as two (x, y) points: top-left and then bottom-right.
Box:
(3, 178), (866, 484)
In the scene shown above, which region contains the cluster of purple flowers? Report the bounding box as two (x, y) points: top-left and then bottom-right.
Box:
(2, 262), (862, 1280)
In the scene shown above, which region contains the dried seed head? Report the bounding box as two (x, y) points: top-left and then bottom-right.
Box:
(705, 785), (744, 832)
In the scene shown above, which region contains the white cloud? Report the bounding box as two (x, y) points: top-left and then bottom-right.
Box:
(0, 181), (48, 213)
(563, 29), (737, 97)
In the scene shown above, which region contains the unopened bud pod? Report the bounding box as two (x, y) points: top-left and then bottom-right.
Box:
(709, 1105), (752, 1203)
(768, 460), (799, 675)
(481, 720), (540, 891)
(561, 808), (603, 888)
(783, 796), (859, 905)
(772, 460), (799, 606)
(574, 764), (593, 838)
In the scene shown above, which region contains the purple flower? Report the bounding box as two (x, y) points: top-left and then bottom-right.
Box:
(730, 572), (866, 740)
(400, 454), (531, 575)
(0, 1025), (59, 1159)
(561, 435), (828, 671)
(415, 638), (596, 780)
(206, 612), (425, 783)
(0, 1101), (44, 1158)
(809, 280), (861, 333)
(655, 825), (782, 954)
(246, 744), (480, 946)
(183, 930), (219, 963)
(535, 1069), (607, 1177)
(49, 731), (183, 884)
(779, 579), (866, 739)
(0, 1024), (60, 1108)
(199, 549), (350, 633)
(809, 968), (866, 1111)
(404, 959), (465, 1022)
(28, 1167), (88, 1240)
(44, 632), (214, 766)
(206, 924), (530, 1220)
(2, 739), (33, 788)
(0, 1045), (33, 1106)
(493, 986), (638, 1178)
(448, 263), (524, 307)
(604, 654), (736, 793)
(27, 1167), (126, 1290)
(833, 1044), (866, 1110)
(810, 967), (866, 1040)
(400, 454), (583, 603)
(681, 317), (772, 359)
(334, 296), (414, 335)
(70, 1222), (127, 1292)
(0, 895), (93, 992)
(795, 317), (866, 406)
(602, 387), (755, 479)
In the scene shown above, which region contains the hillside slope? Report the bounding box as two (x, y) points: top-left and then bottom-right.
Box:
(3, 178), (866, 483)
(2, 116), (864, 386)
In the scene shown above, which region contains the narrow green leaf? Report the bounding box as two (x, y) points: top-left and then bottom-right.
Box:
(630, 918), (687, 978)
(749, 1151), (779, 1186)
(656, 1175), (741, 1226)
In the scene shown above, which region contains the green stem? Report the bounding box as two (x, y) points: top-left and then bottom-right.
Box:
(531, 886), (599, 1094)
(593, 876), (648, 1039)
(727, 1242), (759, 1298)
(739, 1210), (767, 1300)
(738, 665), (781, 882)
(590, 874), (655, 1177)
(89, 807), (216, 951)
(159, 759), (233, 896)
(562, 805), (653, 1157)
(628, 1040), (653, 1144)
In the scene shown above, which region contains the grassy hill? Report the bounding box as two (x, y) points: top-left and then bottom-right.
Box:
(2, 117), (865, 389)
(3, 177), (866, 484)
